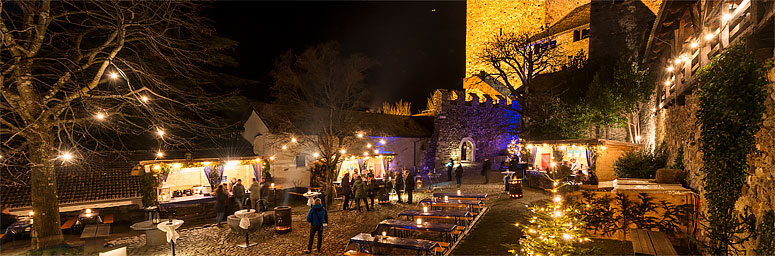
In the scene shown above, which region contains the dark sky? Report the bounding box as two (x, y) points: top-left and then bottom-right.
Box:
(210, 1), (465, 112)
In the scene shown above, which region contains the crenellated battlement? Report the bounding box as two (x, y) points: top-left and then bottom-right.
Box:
(432, 89), (517, 110)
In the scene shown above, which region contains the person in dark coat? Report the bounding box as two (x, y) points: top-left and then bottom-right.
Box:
(341, 173), (352, 210)
(404, 170), (416, 204)
(214, 185), (227, 225)
(232, 179), (246, 210)
(394, 170), (405, 203)
(446, 158), (454, 181)
(366, 174), (378, 208)
(351, 175), (370, 212)
(455, 164), (464, 188)
(304, 198), (328, 254)
(482, 158), (491, 184)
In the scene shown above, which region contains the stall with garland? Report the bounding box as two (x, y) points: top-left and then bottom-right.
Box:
(335, 154), (396, 182)
(136, 156), (269, 211)
(509, 139), (639, 189)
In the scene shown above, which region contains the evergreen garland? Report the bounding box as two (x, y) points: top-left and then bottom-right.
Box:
(696, 44), (767, 254)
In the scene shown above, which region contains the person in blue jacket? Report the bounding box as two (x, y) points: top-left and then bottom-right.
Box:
(304, 198), (328, 254)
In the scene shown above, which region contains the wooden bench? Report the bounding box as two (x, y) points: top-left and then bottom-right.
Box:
(61, 218), (77, 230)
(630, 229), (678, 255)
(344, 250), (372, 256)
(81, 224), (111, 254)
(103, 214), (114, 224)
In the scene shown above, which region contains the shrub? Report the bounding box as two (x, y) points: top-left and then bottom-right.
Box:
(614, 145), (667, 179)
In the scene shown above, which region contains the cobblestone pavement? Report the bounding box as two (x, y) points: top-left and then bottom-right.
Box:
(108, 172), (510, 256)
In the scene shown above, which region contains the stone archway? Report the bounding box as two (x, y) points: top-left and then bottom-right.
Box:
(460, 137), (475, 162)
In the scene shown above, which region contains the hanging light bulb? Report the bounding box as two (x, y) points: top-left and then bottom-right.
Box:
(356, 132), (364, 138)
(704, 33), (715, 41)
(140, 95), (149, 102)
(666, 66), (674, 72)
(156, 129), (165, 137)
(156, 151), (164, 158)
(281, 145), (287, 150)
(553, 196), (562, 203)
(109, 72), (119, 79)
(313, 152), (319, 158)
(339, 149), (346, 154)
(664, 80), (672, 86)
(379, 139), (386, 145)
(269, 155), (276, 161)
(373, 149), (379, 154)
(363, 152), (369, 156)
(95, 113), (106, 120)
(366, 143), (372, 148)
(690, 41), (699, 48)
(60, 152), (73, 161)
(291, 137), (297, 143)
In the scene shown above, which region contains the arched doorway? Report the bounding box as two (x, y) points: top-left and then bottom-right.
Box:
(459, 138), (475, 162)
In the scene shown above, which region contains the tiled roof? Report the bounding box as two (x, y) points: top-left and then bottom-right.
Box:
(535, 3), (591, 40)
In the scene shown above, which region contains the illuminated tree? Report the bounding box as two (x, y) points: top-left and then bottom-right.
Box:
(1, 1), (237, 248)
(513, 175), (590, 255)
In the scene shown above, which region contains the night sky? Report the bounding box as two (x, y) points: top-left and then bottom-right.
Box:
(210, 1), (466, 111)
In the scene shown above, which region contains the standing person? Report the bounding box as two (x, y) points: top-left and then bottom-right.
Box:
(366, 174), (378, 209)
(249, 178), (261, 211)
(482, 158), (491, 184)
(229, 177), (237, 192)
(341, 173), (352, 210)
(404, 170), (416, 204)
(304, 198), (328, 254)
(455, 164), (464, 188)
(394, 170), (405, 203)
(352, 175), (370, 212)
(214, 185), (227, 226)
(446, 158), (454, 181)
(232, 179), (246, 210)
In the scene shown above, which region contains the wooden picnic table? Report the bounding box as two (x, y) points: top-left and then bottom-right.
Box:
(398, 210), (472, 226)
(419, 199), (484, 212)
(81, 224), (110, 253)
(378, 219), (458, 242)
(348, 233), (440, 255)
(630, 229), (678, 255)
(432, 192), (488, 201)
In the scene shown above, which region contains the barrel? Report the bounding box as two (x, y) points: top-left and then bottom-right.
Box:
(274, 206), (292, 234)
(509, 179), (523, 198)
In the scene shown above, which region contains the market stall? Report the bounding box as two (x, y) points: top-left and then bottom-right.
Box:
(336, 154), (396, 182)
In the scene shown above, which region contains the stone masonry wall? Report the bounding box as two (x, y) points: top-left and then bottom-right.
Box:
(656, 67), (775, 253)
(421, 90), (519, 170)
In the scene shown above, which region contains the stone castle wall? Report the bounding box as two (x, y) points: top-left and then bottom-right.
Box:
(655, 68), (775, 253)
(421, 90), (520, 170)
(588, 0), (657, 62)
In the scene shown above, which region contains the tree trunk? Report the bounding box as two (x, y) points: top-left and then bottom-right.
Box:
(28, 128), (64, 249)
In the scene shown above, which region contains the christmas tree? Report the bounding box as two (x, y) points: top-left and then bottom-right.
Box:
(514, 177), (590, 255)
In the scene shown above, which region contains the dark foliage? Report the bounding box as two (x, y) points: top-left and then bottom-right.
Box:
(614, 144), (667, 179)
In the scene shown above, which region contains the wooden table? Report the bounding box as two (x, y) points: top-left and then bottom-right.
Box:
(378, 219), (457, 242)
(419, 199), (484, 212)
(348, 233), (440, 255)
(80, 224), (110, 253)
(630, 229), (678, 255)
(398, 210), (472, 226)
(432, 192), (488, 201)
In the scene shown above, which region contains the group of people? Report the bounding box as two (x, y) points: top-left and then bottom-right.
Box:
(340, 168), (417, 212)
(213, 177), (272, 225)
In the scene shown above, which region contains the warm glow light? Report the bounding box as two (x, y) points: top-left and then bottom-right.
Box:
(60, 152), (73, 161)
(156, 151), (164, 158)
(553, 196), (562, 203)
(563, 233), (572, 240)
(153, 164), (161, 170)
(416, 218), (422, 225)
(226, 160), (239, 169)
(281, 145), (287, 150)
(722, 13), (732, 22)
(373, 149), (379, 154)
(423, 206), (428, 212)
(366, 143), (372, 148)
(704, 33), (715, 41)
(550, 162), (557, 167)
(554, 211), (563, 217)
(664, 80), (671, 86)
(690, 42), (699, 48)
(291, 137), (297, 143)
(173, 163), (181, 169)
(29, 211), (34, 216)
(526, 144), (533, 149)
(269, 156), (275, 161)
(156, 129), (165, 137)
(339, 149), (346, 154)
(95, 113), (106, 120)
(85, 208), (92, 214)
(357, 133), (364, 138)
(457, 190), (461, 195)
(270, 183), (275, 189)
(109, 72), (119, 79)
(382, 231), (387, 237)
(444, 196), (448, 201)
(140, 95), (149, 102)
(666, 66), (674, 72)
(601, 146), (607, 150)
(363, 152), (369, 156)
(652, 107), (657, 112)
(379, 139), (386, 145)
(202, 161), (212, 166)
(312, 152), (319, 158)
(635, 135), (642, 141)
(559, 145), (566, 150)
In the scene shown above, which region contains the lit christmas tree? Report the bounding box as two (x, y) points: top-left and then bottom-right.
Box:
(514, 177), (590, 255)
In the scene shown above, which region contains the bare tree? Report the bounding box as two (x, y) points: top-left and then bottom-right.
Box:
(268, 42), (374, 206)
(1, 1), (236, 248)
(478, 32), (564, 136)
